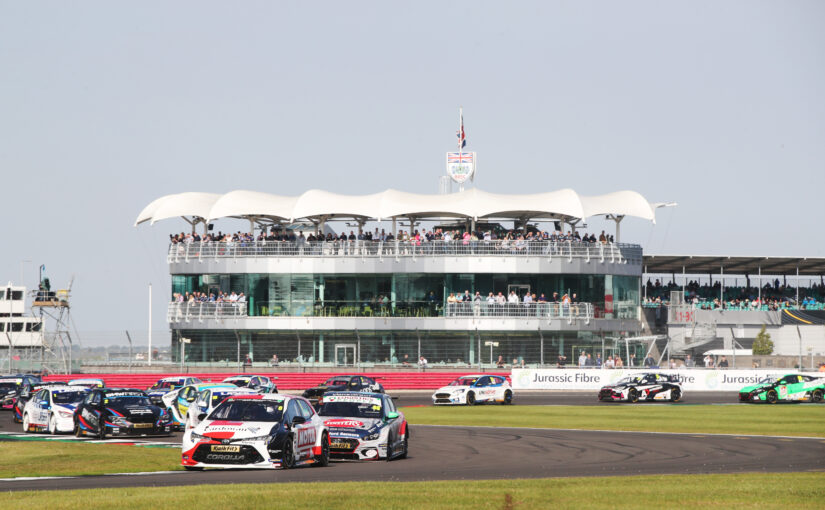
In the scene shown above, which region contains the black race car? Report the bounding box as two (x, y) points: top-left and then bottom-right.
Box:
(598, 373), (683, 403)
(302, 375), (385, 407)
(74, 388), (173, 438)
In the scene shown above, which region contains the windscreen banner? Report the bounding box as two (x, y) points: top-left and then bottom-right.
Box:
(510, 369), (824, 392)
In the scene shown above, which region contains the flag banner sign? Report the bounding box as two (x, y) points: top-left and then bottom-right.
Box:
(446, 152), (476, 184)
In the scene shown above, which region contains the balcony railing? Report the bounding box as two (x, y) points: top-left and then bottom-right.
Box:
(167, 301), (247, 322)
(167, 300), (595, 322)
(167, 240), (642, 264)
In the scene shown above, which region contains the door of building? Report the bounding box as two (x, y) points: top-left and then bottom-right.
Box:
(334, 344), (357, 366)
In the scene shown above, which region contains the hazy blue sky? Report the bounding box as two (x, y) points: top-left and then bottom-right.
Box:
(1, 1), (823, 344)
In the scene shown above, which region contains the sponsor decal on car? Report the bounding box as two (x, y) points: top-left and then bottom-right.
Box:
(324, 419), (364, 428)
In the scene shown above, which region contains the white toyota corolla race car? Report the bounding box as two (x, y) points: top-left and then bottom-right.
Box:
(22, 385), (89, 434)
(181, 394), (329, 470)
(432, 375), (513, 405)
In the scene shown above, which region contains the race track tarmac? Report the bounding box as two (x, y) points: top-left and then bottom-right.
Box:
(1, 424), (823, 492)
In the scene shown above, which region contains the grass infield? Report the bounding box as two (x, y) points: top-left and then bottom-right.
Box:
(0, 441), (181, 478)
(2, 473), (823, 509)
(401, 404), (825, 437)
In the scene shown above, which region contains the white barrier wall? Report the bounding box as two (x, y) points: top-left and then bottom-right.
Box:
(511, 369), (824, 392)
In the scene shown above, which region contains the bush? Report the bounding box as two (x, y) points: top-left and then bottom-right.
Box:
(752, 325), (774, 355)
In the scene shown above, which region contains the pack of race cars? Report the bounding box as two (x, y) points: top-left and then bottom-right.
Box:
(3, 370), (823, 472)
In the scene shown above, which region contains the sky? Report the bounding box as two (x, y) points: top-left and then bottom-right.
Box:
(1, 1), (823, 345)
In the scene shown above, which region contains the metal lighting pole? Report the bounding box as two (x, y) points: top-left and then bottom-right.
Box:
(147, 283), (152, 367)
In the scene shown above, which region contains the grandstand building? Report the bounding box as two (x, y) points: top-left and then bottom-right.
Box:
(138, 188), (670, 367)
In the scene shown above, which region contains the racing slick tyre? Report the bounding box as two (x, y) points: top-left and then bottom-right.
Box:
(670, 388), (682, 403)
(281, 435), (296, 469)
(398, 430), (409, 459)
(98, 421), (107, 440)
(22, 413), (30, 433)
(314, 432), (330, 467)
(184, 466), (204, 471)
(74, 421), (84, 437)
(466, 391), (476, 406)
(48, 414), (58, 435)
(811, 389), (823, 403)
(766, 389), (779, 404)
(501, 390), (513, 405)
(628, 388), (639, 403)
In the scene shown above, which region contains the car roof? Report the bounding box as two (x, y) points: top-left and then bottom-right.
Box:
(323, 391), (385, 398)
(101, 388), (146, 394)
(190, 383), (239, 390)
(224, 393), (288, 402)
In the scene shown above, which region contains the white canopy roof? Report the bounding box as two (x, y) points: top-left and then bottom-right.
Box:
(135, 188), (670, 226)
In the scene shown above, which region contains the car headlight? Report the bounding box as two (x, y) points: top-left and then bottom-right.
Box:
(364, 432), (381, 441)
(245, 435), (271, 442)
(190, 431), (207, 441)
(454, 389), (466, 394)
(57, 410), (74, 418)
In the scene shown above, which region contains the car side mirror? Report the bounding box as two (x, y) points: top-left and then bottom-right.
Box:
(198, 413), (207, 421)
(39, 400), (49, 407)
(291, 416), (306, 425)
(385, 411), (399, 420)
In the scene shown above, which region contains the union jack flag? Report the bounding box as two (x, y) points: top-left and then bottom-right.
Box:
(447, 152), (474, 164)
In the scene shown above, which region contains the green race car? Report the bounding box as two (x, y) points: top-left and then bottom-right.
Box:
(738, 374), (825, 403)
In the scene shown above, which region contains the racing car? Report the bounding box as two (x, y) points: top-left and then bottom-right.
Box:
(22, 385), (90, 434)
(318, 392), (408, 461)
(161, 382), (253, 429)
(67, 378), (105, 389)
(738, 374), (825, 403)
(12, 381), (67, 422)
(146, 376), (203, 406)
(302, 375), (385, 407)
(182, 385), (260, 430)
(74, 388), (173, 438)
(222, 375), (278, 393)
(0, 376), (27, 410)
(432, 375), (513, 405)
(181, 394), (329, 470)
(598, 373), (683, 402)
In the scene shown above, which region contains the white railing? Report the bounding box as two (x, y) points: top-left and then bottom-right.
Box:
(445, 301), (593, 321)
(167, 301), (247, 322)
(167, 239), (642, 264)
(167, 300), (593, 322)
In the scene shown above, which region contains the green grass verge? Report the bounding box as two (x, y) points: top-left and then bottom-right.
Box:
(0, 441), (181, 478)
(2, 473), (823, 509)
(402, 404), (825, 437)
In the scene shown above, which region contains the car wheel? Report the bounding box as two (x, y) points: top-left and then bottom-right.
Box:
(398, 429), (409, 459)
(98, 420), (107, 440)
(766, 389), (779, 404)
(670, 388), (682, 403)
(22, 413), (31, 433)
(501, 390), (513, 405)
(184, 466), (204, 471)
(74, 420), (84, 437)
(281, 435), (296, 469)
(315, 432), (330, 467)
(466, 392), (476, 405)
(628, 389), (639, 403)
(48, 414), (58, 435)
(811, 389), (824, 403)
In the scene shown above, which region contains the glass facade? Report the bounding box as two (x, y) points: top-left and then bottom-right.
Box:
(172, 329), (648, 367)
(172, 272), (640, 319)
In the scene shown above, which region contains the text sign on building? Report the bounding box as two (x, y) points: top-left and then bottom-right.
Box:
(668, 305), (695, 324)
(446, 152), (476, 184)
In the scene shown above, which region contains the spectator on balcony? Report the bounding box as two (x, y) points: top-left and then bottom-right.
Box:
(604, 356), (614, 369)
(473, 291), (482, 316)
(684, 354), (695, 368)
(578, 351), (587, 368)
(585, 353), (594, 367)
(418, 355), (428, 370)
(644, 354), (655, 368)
(557, 354), (567, 368)
(718, 356), (729, 368)
(595, 353), (602, 368)
(496, 355), (505, 368)
(269, 354), (279, 367)
(614, 356), (624, 368)
(486, 292), (496, 306)
(599, 231), (607, 243)
(703, 354), (714, 368)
